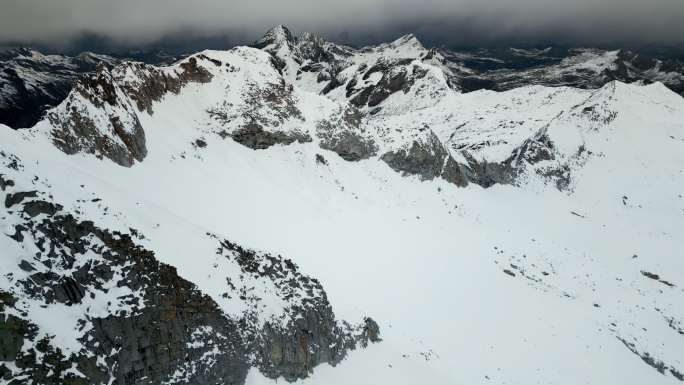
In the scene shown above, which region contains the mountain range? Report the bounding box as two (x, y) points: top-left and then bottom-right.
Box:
(1, 25), (683, 385)
(2, 26), (683, 129)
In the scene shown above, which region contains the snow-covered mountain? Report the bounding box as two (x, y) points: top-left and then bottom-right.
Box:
(4, 30), (683, 133)
(446, 47), (684, 95)
(0, 48), (120, 129)
(0, 48), (179, 129)
(3, 29), (682, 131)
(1, 26), (683, 385)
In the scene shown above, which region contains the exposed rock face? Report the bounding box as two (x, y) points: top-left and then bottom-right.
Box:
(347, 60), (421, 108)
(215, 240), (379, 381)
(116, 57), (213, 114)
(3, 36), (684, 134)
(451, 84), (621, 191)
(317, 108), (377, 161)
(319, 130), (377, 161)
(231, 124), (312, 149)
(45, 56), (214, 167)
(460, 153), (516, 188)
(205, 72), (313, 151)
(0, 295), (25, 365)
(618, 337), (684, 381)
(297, 33), (338, 64)
(460, 130), (571, 189)
(0, 170), (380, 384)
(513, 132), (574, 190)
(381, 131), (468, 187)
(0, 48), (180, 129)
(251, 25), (297, 51)
(0, 174), (14, 191)
(1, 197), (248, 384)
(46, 65), (148, 167)
(241, 79), (304, 124)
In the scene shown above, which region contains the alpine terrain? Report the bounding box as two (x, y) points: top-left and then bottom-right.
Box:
(1, 25), (683, 385)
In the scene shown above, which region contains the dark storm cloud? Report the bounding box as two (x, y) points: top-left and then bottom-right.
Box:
(1, 0), (683, 50)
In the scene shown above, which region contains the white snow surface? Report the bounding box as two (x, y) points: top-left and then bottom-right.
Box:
(1, 41), (684, 385)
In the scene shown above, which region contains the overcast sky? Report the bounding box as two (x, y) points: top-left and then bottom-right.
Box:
(2, 0), (684, 51)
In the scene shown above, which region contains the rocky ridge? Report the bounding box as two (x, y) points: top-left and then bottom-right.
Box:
(3, 29), (683, 191)
(0, 48), (179, 130)
(0, 149), (379, 384)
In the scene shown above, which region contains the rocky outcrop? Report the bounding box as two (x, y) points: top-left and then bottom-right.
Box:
(45, 55), (214, 167)
(319, 130), (377, 161)
(251, 25), (296, 51)
(115, 57), (213, 114)
(460, 152), (517, 188)
(346, 59), (423, 108)
(618, 337), (684, 382)
(459, 131), (569, 189)
(381, 131), (468, 186)
(215, 240), (380, 381)
(231, 124), (312, 149)
(0, 294), (26, 364)
(0, 180), (380, 384)
(46, 65), (147, 167)
(0, 49), (180, 130)
(207, 76), (312, 150)
(317, 108), (377, 161)
(1, 198), (248, 384)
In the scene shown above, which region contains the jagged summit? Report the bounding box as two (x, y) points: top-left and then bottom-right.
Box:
(252, 25), (333, 57)
(361, 33), (426, 56)
(390, 33), (423, 48)
(3, 30), (683, 130)
(252, 24), (296, 50)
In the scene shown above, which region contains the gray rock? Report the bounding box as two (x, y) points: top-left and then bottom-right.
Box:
(0, 175), (14, 192)
(17, 260), (35, 272)
(4, 190), (37, 208)
(22, 200), (63, 218)
(459, 130), (576, 190)
(1, 194), (380, 384)
(315, 154), (328, 165)
(319, 131), (377, 161)
(47, 56), (214, 168)
(0, 313), (25, 362)
(231, 124), (312, 150)
(381, 131), (468, 187)
(316, 107), (377, 161)
(460, 151), (517, 188)
(47, 67), (148, 168)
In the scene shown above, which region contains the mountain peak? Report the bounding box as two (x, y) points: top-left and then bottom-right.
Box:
(390, 33), (423, 49)
(254, 25), (295, 49)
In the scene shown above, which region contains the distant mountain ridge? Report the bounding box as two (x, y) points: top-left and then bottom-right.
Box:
(0, 48), (181, 129)
(1, 29), (683, 129)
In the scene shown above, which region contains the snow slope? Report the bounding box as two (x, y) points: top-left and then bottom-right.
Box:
(1, 32), (684, 385)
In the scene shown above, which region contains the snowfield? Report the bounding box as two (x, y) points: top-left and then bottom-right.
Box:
(1, 29), (684, 385)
